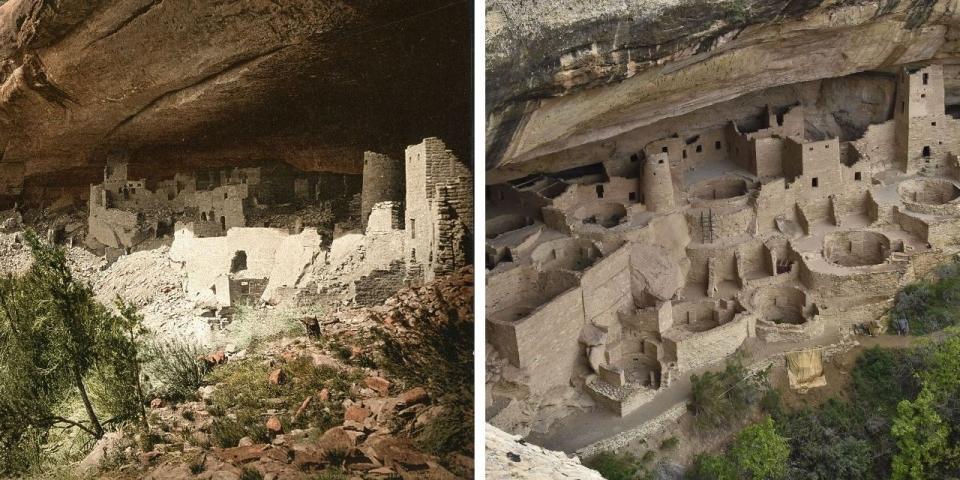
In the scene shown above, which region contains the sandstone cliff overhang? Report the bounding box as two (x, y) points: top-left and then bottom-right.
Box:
(485, 0), (959, 175)
(0, 0), (471, 204)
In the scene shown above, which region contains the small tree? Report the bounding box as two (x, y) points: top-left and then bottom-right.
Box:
(0, 231), (147, 473)
(729, 417), (790, 479)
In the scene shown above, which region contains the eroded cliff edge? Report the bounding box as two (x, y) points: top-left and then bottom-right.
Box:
(0, 0), (471, 207)
(486, 0), (960, 176)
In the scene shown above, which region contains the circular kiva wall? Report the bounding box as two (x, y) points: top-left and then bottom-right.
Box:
(898, 178), (960, 205)
(572, 202), (627, 228)
(531, 237), (601, 272)
(689, 176), (749, 202)
(753, 286), (807, 325)
(823, 230), (890, 267)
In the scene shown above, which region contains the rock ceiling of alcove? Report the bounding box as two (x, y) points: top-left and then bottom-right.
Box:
(485, 0), (960, 177)
(0, 0), (471, 185)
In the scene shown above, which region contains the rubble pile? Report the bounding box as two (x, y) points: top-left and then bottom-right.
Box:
(84, 268), (476, 479)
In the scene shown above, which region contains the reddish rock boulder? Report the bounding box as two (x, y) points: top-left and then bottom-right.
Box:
(364, 376), (391, 396)
(265, 416), (283, 435)
(268, 368), (286, 385)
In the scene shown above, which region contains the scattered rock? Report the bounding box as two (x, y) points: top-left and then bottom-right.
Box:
(265, 416), (283, 435)
(399, 387), (429, 406)
(267, 368), (286, 385)
(365, 376), (391, 396)
(149, 398), (165, 409)
(317, 387), (330, 402)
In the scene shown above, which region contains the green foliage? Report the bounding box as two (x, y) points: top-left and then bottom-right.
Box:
(0, 231), (147, 475)
(687, 453), (737, 480)
(143, 339), (205, 402)
(211, 412), (268, 448)
(689, 356), (765, 430)
(687, 417), (789, 480)
(240, 466), (264, 480)
(659, 436), (679, 451)
(723, 0), (750, 25)
(729, 417), (790, 479)
(890, 332), (960, 479)
(206, 356), (359, 443)
(890, 389), (955, 479)
(890, 261), (960, 334)
(583, 450), (647, 480)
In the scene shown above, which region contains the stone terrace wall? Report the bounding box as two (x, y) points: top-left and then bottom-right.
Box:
(354, 260), (407, 306)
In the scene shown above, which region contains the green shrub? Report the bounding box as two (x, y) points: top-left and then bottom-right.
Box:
(240, 466), (263, 480)
(144, 339), (205, 402)
(211, 413), (267, 448)
(687, 453), (737, 480)
(890, 261), (960, 334)
(690, 356), (765, 430)
(583, 450), (647, 480)
(659, 436), (679, 451)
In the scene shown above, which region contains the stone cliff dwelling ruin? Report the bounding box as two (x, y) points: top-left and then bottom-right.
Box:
(83, 137), (472, 314)
(486, 64), (960, 431)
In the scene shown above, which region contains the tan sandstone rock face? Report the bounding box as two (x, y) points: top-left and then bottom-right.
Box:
(486, 424), (604, 479)
(486, 0), (960, 176)
(0, 0), (471, 206)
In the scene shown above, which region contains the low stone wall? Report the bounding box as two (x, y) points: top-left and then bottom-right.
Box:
(576, 402), (687, 457)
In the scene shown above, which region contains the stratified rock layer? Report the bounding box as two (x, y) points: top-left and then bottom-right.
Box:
(0, 0), (471, 205)
(486, 0), (960, 173)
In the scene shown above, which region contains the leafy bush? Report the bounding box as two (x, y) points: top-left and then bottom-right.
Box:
(583, 450), (648, 480)
(689, 356), (766, 430)
(687, 417), (789, 480)
(890, 261), (960, 334)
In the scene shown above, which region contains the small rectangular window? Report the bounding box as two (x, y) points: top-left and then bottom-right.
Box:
(812, 177), (819, 188)
(682, 150), (687, 159)
(714, 141), (722, 150)
(923, 72), (929, 85)
(410, 219), (416, 239)
(596, 185), (604, 198)
(854, 172), (862, 181)
(661, 146), (669, 153)
(932, 121), (937, 126)
(696, 145), (703, 153)
(629, 192), (637, 202)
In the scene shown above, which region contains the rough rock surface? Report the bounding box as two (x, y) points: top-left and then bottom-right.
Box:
(486, 424), (603, 479)
(486, 0), (960, 173)
(0, 0), (471, 205)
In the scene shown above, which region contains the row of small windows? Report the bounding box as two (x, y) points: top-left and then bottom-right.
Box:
(638, 141), (723, 162)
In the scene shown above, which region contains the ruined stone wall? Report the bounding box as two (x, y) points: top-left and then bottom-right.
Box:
(686, 204), (755, 242)
(581, 246), (632, 328)
(552, 176), (641, 211)
(360, 151), (404, 229)
(486, 183), (549, 221)
(756, 178), (795, 233)
(784, 137), (842, 198)
(665, 313), (753, 371)
(192, 184), (247, 232)
(366, 201), (403, 234)
(354, 260), (407, 306)
(511, 287), (586, 394)
(798, 262), (902, 298)
(851, 120), (897, 171)
(641, 153), (675, 212)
